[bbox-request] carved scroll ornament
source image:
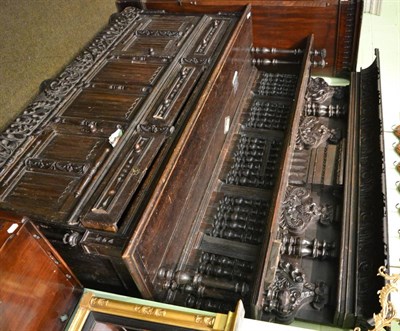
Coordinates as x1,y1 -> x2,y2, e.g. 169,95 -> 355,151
305,77 -> 345,105
296,116 -> 336,150
0,7 -> 141,171
263,260 -> 329,324
280,186 -> 333,235
354,267 -> 400,331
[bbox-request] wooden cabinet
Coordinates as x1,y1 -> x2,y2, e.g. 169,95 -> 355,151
0,5 -> 386,331
0,7 -> 246,295
116,0 -> 363,77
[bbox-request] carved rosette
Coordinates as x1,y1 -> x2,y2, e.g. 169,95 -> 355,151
263,260 -> 329,324
280,186 -> 333,235
0,7 -> 141,171
295,116 -> 335,150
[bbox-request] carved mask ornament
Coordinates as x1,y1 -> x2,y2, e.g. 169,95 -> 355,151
263,260 -> 329,324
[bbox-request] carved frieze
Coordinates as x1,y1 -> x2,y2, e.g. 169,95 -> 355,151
263,260 -> 329,324
180,57 -> 210,66
24,158 -> 89,175
136,30 -> 184,38
138,124 -> 174,135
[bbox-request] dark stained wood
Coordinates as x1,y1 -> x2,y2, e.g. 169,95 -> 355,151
0,4 -> 385,330
115,0 -> 362,77
123,5 -> 254,298
0,7 -> 243,296
0,212 -> 82,331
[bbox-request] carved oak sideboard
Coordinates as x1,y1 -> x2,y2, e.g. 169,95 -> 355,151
0,5 -> 386,330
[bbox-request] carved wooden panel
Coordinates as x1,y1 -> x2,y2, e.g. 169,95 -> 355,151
0,9 -> 238,233
123,5 -> 254,299
131,34 -> 313,319
0,4 -> 384,330
0,7 -> 243,297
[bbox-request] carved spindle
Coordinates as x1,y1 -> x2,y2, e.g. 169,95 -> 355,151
186,295 -> 234,312
199,262 -> 251,281
200,253 -> 254,271
311,58 -> 327,68
281,235 -> 336,259
193,274 -> 249,296
158,268 -> 250,299
218,228 -> 262,245
252,58 -> 300,66
304,103 -> 346,118
251,47 -> 303,56
310,48 -> 327,59
225,216 -> 263,233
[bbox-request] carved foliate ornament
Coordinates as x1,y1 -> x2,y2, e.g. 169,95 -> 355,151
280,186 -> 333,235
296,116 -> 336,150
305,77 -> 336,104
305,77 -> 346,105
263,260 -> 329,324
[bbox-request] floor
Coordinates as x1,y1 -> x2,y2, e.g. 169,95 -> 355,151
1,0 -> 400,330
